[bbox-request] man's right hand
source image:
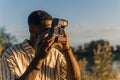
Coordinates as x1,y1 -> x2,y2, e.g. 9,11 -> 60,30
34,34 -> 55,61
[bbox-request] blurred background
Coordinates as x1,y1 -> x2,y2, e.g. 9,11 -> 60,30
0,0 -> 120,47
1,0 -> 120,80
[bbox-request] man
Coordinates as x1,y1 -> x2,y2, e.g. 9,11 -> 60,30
1,10 -> 80,80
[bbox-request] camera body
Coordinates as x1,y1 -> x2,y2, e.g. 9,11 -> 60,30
49,18 -> 68,43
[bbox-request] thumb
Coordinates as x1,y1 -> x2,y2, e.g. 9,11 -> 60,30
52,43 -> 63,49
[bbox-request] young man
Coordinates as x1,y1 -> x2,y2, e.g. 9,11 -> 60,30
1,10 -> 80,80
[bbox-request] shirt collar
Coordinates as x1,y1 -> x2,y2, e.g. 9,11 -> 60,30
21,39 -> 35,55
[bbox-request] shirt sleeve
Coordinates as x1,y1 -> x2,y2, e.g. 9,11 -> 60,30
1,50 -> 19,80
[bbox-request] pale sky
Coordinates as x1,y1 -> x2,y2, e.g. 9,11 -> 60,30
0,0 -> 120,47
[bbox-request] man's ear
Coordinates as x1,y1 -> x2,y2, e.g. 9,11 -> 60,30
29,25 -> 34,33
29,27 -> 33,33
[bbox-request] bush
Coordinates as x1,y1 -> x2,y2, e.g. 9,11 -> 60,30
78,41 -> 118,80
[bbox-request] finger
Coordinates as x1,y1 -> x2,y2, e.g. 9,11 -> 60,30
63,30 -> 67,37
36,35 -> 55,53
37,36 -> 54,51
36,39 -> 55,58
43,33 -> 49,38
37,38 -> 49,50
35,36 -> 44,48
52,43 -> 63,49
43,38 -> 55,52
36,33 -> 48,46
37,34 -> 55,44
36,34 -> 49,46
42,35 -> 55,43
35,38 -> 47,51
46,35 -> 56,43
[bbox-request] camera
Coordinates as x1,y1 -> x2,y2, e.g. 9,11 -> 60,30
49,18 -> 68,43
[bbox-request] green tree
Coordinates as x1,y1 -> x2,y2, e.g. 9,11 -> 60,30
0,27 -> 17,57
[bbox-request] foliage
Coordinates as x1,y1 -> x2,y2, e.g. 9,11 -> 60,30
0,27 -> 17,57
77,40 -> 118,80
0,26 -> 120,80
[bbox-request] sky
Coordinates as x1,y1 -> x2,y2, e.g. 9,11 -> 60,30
0,0 -> 120,47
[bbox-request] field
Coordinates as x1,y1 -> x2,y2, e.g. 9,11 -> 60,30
0,59 -> 1,80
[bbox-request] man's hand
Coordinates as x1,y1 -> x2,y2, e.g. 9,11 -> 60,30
62,30 -> 70,50
35,34 -> 55,61
51,30 -> 70,50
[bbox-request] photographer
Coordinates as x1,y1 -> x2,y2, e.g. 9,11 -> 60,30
1,10 -> 80,80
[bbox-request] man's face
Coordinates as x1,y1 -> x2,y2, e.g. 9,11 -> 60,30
29,20 -> 52,37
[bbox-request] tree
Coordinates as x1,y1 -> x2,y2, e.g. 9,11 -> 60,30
78,40 -> 118,80
0,27 -> 17,57
90,42 -> 118,80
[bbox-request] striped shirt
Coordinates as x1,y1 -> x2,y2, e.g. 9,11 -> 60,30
1,39 -> 67,80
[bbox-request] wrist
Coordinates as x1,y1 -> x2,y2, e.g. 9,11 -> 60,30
33,60 -> 44,70
33,66 -> 40,70
32,57 -> 44,70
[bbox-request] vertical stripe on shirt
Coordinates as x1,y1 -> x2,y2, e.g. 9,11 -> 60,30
1,39 -> 67,80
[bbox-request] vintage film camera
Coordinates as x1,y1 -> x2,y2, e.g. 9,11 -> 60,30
49,18 -> 68,43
